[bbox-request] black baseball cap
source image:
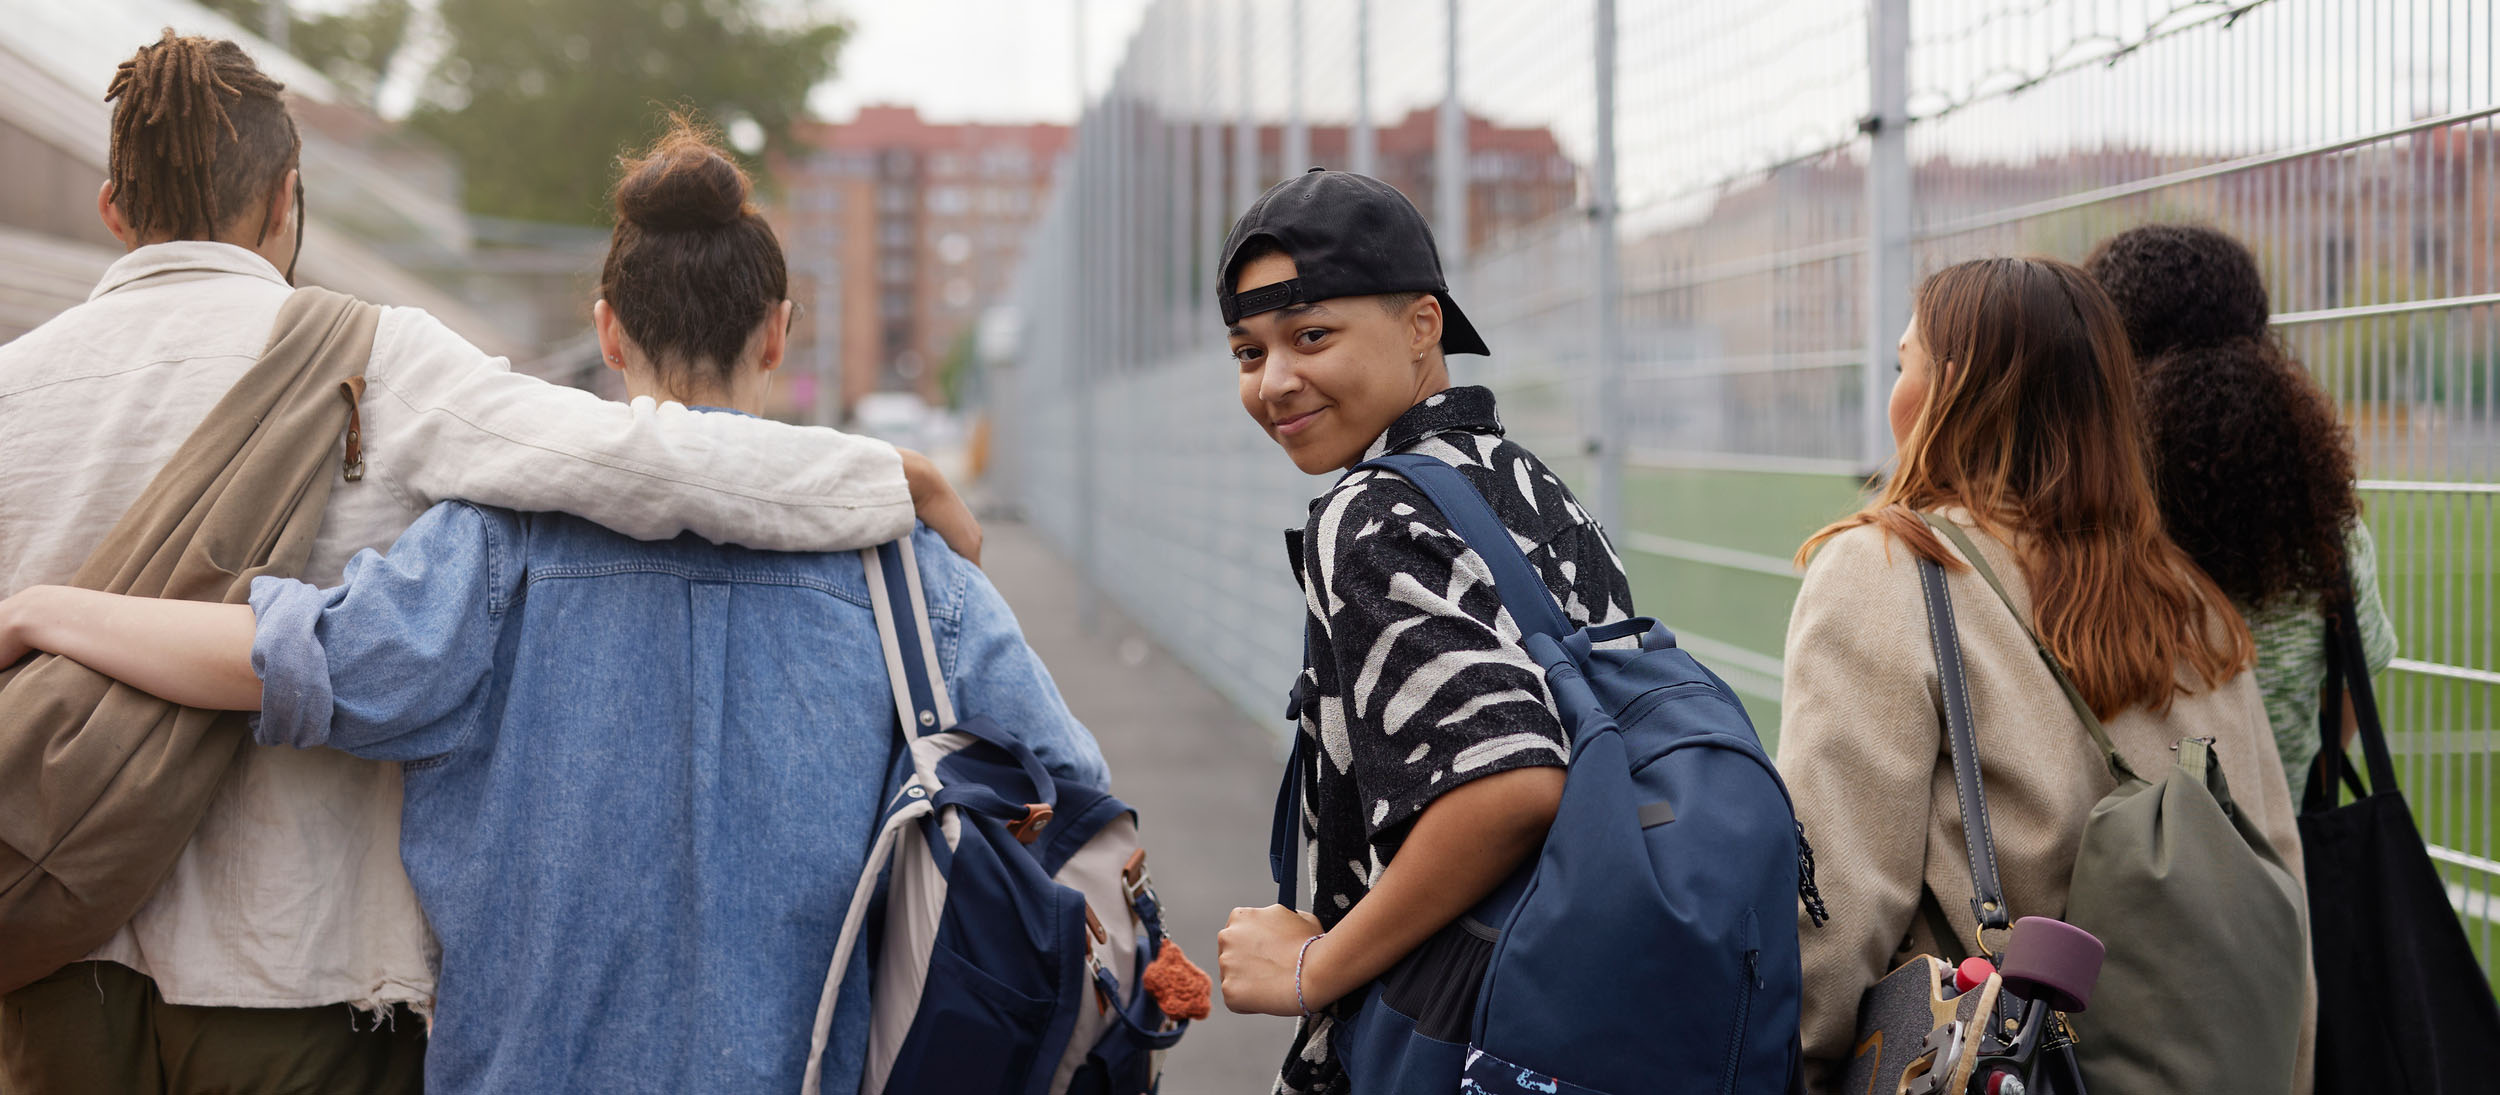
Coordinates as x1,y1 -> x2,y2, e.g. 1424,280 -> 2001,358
1218,168 -> 1491,357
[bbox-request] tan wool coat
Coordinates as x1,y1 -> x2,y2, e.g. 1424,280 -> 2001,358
1775,508 -> 2312,1093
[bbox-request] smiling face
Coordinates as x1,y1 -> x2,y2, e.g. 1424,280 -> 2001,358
1228,251 -> 1449,474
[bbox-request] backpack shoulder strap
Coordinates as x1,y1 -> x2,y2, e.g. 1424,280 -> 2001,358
864,535 -> 958,738
1915,550 -> 2012,941
1917,513 -> 2129,780
800,536 -> 955,1095
1357,452 -> 1572,641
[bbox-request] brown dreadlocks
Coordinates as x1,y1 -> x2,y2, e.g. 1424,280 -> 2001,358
104,29 -> 299,243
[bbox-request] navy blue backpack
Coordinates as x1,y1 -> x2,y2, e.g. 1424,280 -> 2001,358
1272,452 -> 1811,1095
800,536 -> 1190,1095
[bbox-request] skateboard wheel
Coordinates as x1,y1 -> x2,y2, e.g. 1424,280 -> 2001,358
1998,916 -> 2103,1013
1954,956 -> 1995,994
1981,1067 -> 2025,1095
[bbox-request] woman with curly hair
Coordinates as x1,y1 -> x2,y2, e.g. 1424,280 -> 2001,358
2085,223 -> 2397,801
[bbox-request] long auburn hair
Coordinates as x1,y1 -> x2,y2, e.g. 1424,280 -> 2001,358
1800,257 -> 2252,718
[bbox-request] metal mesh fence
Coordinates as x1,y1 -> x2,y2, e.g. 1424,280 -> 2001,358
996,0 -> 2497,969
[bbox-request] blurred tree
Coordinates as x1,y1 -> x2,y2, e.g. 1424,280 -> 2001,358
410,0 -> 847,224
204,0 -> 847,226
938,326 -> 979,410
198,0 -> 416,110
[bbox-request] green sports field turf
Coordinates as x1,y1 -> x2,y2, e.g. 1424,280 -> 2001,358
1573,460 -> 2498,978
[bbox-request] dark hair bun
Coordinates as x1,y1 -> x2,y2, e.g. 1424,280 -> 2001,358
2084,223 -> 2272,357
613,120 -> 753,231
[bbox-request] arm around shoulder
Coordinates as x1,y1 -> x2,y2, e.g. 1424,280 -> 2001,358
250,501 -> 519,759
364,308 -> 927,553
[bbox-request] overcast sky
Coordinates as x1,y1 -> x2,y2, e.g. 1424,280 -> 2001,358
809,0 -> 1155,123
332,0 -> 1155,125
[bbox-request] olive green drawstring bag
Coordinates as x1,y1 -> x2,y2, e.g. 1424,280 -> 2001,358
1926,516 -> 2307,1094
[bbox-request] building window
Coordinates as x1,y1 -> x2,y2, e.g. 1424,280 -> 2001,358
983,146 -> 1030,178
929,187 -> 971,215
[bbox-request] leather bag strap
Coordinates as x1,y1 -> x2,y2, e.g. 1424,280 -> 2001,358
1916,550 -> 2013,938
1918,514 -> 2133,781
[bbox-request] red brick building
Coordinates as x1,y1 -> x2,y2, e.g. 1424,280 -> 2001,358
1270,108 -> 1582,256
767,104 -> 1577,419
770,106 -> 1070,416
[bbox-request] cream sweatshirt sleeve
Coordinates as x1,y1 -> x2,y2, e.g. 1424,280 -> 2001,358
359,308 -> 914,552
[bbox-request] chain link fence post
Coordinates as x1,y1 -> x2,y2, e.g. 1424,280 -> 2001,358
1352,0 -> 1376,178
1591,0 -> 1624,530
1436,0 -> 1467,280
1863,0 -> 1911,475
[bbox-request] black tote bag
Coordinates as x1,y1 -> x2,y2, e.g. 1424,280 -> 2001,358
2299,599 -> 2500,1094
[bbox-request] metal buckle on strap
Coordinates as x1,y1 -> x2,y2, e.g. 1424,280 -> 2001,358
1122,848 -> 1149,897
1087,952 -> 1114,1014
1122,848 -> 1162,926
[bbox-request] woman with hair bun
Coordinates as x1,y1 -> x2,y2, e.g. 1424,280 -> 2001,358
2085,224 -> 2397,800
0,119 -> 1111,1093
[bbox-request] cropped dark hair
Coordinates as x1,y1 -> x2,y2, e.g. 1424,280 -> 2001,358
106,30 -> 300,242
599,116 -> 789,389
2087,225 -> 2360,608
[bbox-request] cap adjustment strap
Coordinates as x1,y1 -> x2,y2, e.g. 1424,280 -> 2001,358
1228,279 -> 1302,322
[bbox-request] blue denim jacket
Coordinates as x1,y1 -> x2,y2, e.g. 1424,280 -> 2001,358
248,501 -> 1108,1095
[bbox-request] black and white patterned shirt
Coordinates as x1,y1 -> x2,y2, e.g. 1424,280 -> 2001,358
1276,386 -> 1633,1094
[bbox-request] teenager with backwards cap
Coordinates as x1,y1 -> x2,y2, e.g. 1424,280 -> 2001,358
1212,169 -> 1635,1094
0,32 -> 979,1092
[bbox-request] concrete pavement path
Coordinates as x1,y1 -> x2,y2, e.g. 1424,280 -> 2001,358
980,519 -> 1299,1095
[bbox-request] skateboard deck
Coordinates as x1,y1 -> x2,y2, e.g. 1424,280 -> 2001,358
1844,955 -> 2002,1095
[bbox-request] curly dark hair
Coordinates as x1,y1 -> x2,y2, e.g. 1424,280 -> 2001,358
2086,223 -> 2274,355
2088,225 -> 2359,608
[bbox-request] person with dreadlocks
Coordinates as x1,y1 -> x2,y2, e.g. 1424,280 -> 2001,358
0,30 -> 983,1093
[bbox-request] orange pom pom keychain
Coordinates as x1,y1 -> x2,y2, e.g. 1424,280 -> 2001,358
1140,941 -> 1212,1022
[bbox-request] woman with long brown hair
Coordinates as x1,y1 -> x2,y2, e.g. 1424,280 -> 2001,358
1775,257 -> 2308,1089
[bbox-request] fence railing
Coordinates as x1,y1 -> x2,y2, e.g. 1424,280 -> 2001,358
995,0 -> 2498,977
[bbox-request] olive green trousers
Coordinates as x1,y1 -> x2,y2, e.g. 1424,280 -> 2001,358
0,962 -> 423,1095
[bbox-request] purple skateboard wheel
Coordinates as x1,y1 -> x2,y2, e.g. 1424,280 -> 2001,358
1998,915 -> 2104,1013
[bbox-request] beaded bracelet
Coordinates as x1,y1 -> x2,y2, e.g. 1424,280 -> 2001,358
1294,933 -> 1325,1018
